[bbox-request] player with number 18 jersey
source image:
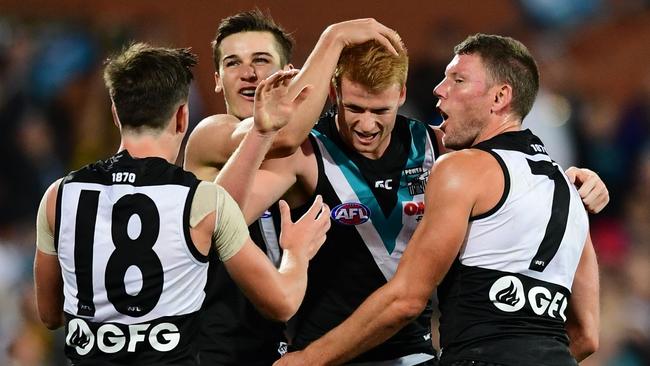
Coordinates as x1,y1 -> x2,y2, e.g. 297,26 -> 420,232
54,151 -> 210,365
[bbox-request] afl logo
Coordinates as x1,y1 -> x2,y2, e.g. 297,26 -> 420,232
331,202 -> 371,225
489,275 -> 525,312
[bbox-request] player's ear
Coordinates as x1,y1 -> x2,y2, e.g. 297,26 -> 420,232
398,85 -> 407,107
214,72 -> 223,94
111,102 -> 121,130
328,82 -> 338,104
176,103 -> 189,134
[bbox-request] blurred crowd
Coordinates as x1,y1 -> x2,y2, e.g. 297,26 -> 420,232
1,1 -> 648,365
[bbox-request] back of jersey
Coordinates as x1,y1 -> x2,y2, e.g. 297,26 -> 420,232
55,150 -> 207,365
438,130 -> 588,366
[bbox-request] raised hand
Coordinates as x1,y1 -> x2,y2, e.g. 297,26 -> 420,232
325,18 -> 404,56
253,69 -> 311,134
278,195 -> 331,260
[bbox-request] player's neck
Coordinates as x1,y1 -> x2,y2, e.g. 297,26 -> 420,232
118,134 -> 179,163
474,114 -> 521,146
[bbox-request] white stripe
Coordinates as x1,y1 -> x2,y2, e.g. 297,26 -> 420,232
259,213 -> 281,267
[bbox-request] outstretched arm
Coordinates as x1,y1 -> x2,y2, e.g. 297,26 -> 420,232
274,151 -> 492,365
565,167 -> 609,214
184,19 -> 403,178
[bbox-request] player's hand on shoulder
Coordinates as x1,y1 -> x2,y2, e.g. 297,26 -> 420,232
278,195 -> 331,260
565,167 -> 610,214
253,69 -> 311,134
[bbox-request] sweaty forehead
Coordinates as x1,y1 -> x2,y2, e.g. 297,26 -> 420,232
219,31 -> 283,62
446,54 -> 485,75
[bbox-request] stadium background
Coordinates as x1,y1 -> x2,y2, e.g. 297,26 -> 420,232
0,0 -> 648,364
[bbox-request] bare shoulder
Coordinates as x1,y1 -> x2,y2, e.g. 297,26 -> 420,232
44,178 -> 64,232
184,114 -> 242,174
431,149 -> 501,192
188,114 -> 240,144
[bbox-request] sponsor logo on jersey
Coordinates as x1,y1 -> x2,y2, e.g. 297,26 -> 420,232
402,167 -> 429,196
277,341 -> 288,356
66,318 -> 180,355
403,201 -> 425,216
489,276 -> 525,312
374,179 -> 393,190
489,275 -> 568,320
331,202 -> 371,225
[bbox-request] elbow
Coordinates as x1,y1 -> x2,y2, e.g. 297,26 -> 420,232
580,333 -> 599,360
262,298 -> 299,323
268,136 -> 302,158
40,313 -> 64,330
570,328 -> 599,362
394,295 -> 427,324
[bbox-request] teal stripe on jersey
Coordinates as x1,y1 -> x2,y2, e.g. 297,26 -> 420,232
313,130 -> 411,254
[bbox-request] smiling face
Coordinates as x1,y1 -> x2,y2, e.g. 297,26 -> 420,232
215,31 -> 287,119
335,77 -> 406,160
433,53 -> 496,150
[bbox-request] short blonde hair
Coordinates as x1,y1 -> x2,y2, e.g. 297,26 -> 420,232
333,40 -> 408,93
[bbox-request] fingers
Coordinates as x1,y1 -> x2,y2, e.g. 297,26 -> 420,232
565,166 -> 578,184
303,195 -> 324,220
279,199 -> 291,229
256,70 -> 300,103
577,174 -> 598,200
271,69 -> 299,89
362,19 -> 402,56
582,182 -> 609,214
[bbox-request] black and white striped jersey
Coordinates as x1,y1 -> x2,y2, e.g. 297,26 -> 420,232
438,129 -> 588,366
55,150 -> 207,365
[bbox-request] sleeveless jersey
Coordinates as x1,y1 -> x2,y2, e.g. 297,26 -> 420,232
55,150 -> 206,365
195,209 -> 286,365
290,114 -> 439,363
438,130 -> 589,366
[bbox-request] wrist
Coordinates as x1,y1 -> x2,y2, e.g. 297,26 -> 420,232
251,127 -> 279,139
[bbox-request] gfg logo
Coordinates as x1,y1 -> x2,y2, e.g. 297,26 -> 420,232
331,202 -> 371,225
489,276 -> 525,312
489,275 -> 568,320
66,318 -> 180,355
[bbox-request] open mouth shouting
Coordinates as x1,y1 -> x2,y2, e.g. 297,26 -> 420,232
239,86 -> 257,101
436,104 -> 449,131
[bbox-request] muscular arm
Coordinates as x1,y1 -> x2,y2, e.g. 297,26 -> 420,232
276,151 -> 497,365
34,180 -> 65,330
184,19 -> 403,178
566,234 -> 600,362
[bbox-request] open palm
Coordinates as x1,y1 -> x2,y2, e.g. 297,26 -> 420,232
254,69 -> 311,134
